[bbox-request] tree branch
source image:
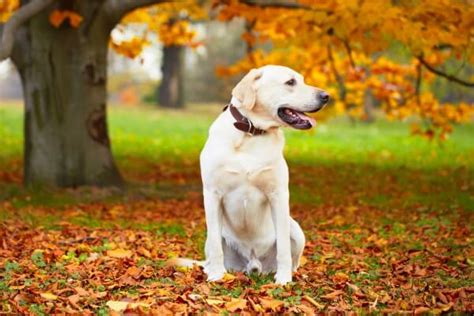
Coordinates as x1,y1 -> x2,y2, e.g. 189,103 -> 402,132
417,56 -> 474,88
327,44 -> 347,101
0,0 -> 55,62
104,0 -> 168,24
342,39 -> 355,69
239,0 -> 334,13
239,0 -> 312,10
415,61 -> 422,104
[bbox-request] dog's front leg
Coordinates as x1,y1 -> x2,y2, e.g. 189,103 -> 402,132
269,189 -> 292,285
203,188 -> 226,281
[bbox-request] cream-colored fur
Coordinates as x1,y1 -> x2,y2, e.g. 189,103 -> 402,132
179,65 -> 328,285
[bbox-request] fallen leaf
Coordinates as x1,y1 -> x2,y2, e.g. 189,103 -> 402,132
137,247 -> 151,258
322,290 -> 344,300
106,300 -> 149,312
299,255 -> 308,266
68,294 -> 80,305
126,266 -> 141,277
74,287 -> 88,296
332,271 -> 349,283
40,292 -> 58,300
436,291 -> 448,304
129,302 -> 151,309
225,298 -> 247,312
206,298 -> 225,306
438,302 -> 454,312
414,306 -> 430,314
302,295 -> 325,309
222,272 -> 236,282
175,265 -> 190,272
107,249 -> 132,258
260,298 -> 284,311
248,298 -> 264,312
106,301 -> 128,312
156,289 -> 172,297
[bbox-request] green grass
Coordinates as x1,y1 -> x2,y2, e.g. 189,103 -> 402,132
0,102 -> 473,214
113,106 -> 473,170
106,106 -> 474,170
2,102 -> 473,168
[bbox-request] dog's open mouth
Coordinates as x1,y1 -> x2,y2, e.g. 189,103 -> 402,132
277,107 -> 316,130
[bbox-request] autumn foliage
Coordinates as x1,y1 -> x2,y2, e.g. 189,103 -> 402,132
0,1 -> 473,313
0,158 -> 472,314
0,0 -> 18,22
111,1 -> 204,59
214,0 -> 474,139
48,9 -> 83,28
2,0 -> 472,140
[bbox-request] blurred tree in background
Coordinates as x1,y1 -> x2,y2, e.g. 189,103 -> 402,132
184,20 -> 249,104
114,2 -> 206,109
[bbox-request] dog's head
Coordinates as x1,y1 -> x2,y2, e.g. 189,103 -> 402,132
231,65 -> 329,130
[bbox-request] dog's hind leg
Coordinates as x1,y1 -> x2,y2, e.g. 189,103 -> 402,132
259,244 -> 277,274
290,217 -> 305,272
222,239 -> 247,272
257,219 -> 305,274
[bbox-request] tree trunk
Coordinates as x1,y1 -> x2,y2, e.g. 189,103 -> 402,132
11,1 -> 123,187
158,45 -> 184,109
363,89 -> 376,123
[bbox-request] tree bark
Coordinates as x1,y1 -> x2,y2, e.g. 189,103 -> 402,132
158,44 -> 185,109
11,1 -> 123,187
363,89 -> 375,123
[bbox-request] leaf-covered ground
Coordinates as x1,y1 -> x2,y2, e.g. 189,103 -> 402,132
0,103 -> 473,314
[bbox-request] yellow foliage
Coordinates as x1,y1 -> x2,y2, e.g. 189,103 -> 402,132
110,37 -> 149,59
158,20 -> 197,46
118,0 -> 205,49
0,0 -> 18,22
215,0 -> 474,140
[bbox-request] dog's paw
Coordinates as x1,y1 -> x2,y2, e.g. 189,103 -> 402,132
274,270 -> 292,285
204,265 -> 226,282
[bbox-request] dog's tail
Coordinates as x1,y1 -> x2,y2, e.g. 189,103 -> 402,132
166,258 -> 205,268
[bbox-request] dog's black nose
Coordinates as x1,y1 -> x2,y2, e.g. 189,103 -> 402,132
319,91 -> 330,104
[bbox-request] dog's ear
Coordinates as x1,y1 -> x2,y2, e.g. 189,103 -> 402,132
232,68 -> 263,110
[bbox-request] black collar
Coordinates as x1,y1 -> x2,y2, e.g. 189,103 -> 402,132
223,104 -> 266,136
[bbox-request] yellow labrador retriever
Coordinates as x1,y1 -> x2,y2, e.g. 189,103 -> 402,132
175,65 -> 329,285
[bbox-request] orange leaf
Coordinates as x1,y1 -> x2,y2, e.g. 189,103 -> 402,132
107,249 -> 132,258
414,306 -> 431,314
321,290 -> 344,300
49,10 -> 82,28
40,292 -> 58,300
74,287 -> 89,296
225,298 -> 247,312
66,11 -> 83,28
259,298 -> 284,311
49,10 -> 65,28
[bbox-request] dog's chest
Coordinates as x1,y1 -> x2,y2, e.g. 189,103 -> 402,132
232,168 -> 273,193
218,150 -> 279,192
201,128 -> 285,193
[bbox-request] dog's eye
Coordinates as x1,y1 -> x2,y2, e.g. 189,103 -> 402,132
285,78 -> 296,86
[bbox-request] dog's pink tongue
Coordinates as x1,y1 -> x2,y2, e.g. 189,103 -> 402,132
295,111 -> 316,127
